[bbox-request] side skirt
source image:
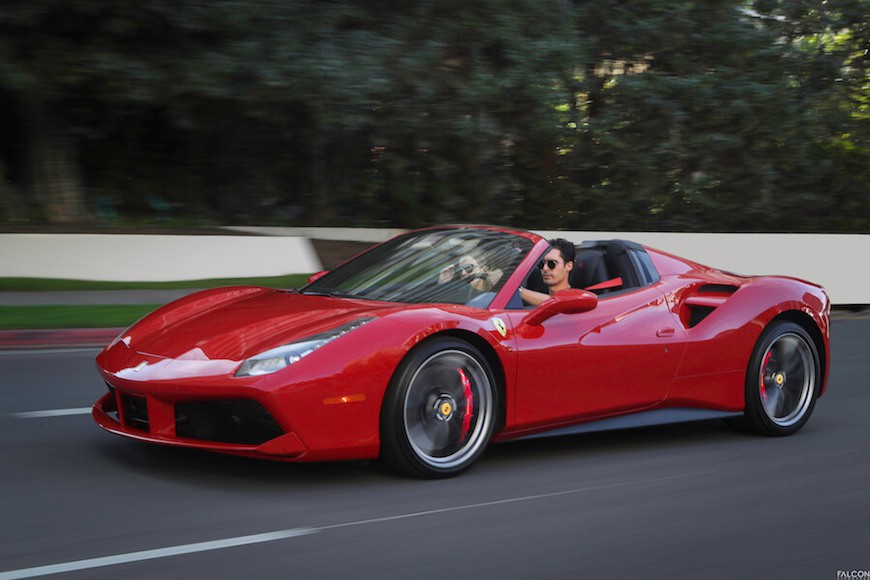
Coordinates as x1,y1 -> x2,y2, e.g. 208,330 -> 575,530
514,408 -> 743,441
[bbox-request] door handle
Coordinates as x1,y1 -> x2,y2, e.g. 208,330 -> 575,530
656,327 -> 676,337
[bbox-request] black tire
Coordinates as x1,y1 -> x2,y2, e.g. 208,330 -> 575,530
379,337 -> 497,478
740,321 -> 820,436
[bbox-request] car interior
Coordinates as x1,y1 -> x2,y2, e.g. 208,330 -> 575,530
522,240 -> 656,300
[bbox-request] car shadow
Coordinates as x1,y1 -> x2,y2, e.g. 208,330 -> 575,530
483,418 -> 744,464
96,418 -> 746,487
98,438 -> 385,488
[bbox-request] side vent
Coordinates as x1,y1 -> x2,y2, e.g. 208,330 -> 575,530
697,284 -> 739,295
681,284 -> 738,328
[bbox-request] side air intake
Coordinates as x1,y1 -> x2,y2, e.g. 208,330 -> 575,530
681,284 -> 739,328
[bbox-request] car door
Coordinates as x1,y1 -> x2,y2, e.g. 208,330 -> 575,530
506,285 -> 686,428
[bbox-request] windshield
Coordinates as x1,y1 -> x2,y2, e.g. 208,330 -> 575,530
303,228 -> 534,307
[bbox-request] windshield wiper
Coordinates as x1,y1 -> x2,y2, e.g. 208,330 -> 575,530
301,289 -> 360,299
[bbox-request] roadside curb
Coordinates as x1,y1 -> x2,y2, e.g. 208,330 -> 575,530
0,328 -> 122,350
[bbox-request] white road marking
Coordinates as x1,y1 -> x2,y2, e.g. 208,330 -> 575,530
0,529 -> 317,580
0,471 -> 713,579
12,408 -> 92,419
317,471 -> 715,532
0,348 -> 101,356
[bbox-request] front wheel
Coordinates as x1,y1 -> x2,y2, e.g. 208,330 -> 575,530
741,321 -> 820,436
380,338 -> 497,478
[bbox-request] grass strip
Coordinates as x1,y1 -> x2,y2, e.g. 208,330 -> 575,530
0,275 -> 314,330
0,305 -> 163,330
0,275 -> 316,329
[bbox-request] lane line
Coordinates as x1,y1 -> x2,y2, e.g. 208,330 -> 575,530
11,408 -> 92,419
0,529 -> 316,580
317,470 -> 715,532
0,348 -> 101,356
0,470 -> 713,579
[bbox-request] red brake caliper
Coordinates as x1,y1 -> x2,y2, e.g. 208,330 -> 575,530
458,368 -> 473,440
760,351 -> 772,402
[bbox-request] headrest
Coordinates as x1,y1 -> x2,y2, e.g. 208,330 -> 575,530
606,240 -> 627,256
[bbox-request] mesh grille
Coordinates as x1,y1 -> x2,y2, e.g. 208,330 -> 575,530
175,399 -> 284,445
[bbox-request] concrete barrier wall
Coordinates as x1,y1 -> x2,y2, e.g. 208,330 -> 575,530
1,234 -> 321,282
1,229 -> 867,305
534,231 -> 868,306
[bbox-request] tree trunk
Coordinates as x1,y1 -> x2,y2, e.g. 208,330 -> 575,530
0,157 -> 25,220
23,99 -> 89,223
308,133 -> 336,224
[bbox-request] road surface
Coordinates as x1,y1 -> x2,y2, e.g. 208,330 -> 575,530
1,317 -> 867,579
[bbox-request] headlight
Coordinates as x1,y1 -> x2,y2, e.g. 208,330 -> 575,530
235,318 -> 374,377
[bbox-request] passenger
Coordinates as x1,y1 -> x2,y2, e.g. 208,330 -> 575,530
439,253 -> 502,292
519,238 -> 575,306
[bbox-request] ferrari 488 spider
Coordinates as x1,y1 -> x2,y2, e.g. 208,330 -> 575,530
93,226 -> 830,477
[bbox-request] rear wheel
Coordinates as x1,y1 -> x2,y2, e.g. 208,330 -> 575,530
741,321 -> 820,436
380,338 -> 497,478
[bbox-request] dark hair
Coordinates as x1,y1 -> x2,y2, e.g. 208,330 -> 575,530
548,238 -> 576,263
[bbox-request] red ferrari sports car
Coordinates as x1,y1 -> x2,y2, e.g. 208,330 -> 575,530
93,225 -> 830,477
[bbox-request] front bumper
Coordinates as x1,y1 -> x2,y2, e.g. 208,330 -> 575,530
92,389 -> 308,459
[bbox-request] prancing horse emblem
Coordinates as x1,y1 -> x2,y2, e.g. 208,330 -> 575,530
492,317 -> 508,338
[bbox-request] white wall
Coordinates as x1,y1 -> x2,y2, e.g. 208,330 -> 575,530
1,229 -> 867,305
1,234 -> 321,282
537,230 -> 868,306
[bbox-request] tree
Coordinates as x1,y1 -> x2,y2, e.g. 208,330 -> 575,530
0,1 -> 295,222
552,0 -> 868,231
0,0 -> 866,230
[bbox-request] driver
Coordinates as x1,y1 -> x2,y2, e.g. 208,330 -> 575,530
519,238 -> 575,306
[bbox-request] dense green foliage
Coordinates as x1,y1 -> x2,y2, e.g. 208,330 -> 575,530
0,0 -> 866,231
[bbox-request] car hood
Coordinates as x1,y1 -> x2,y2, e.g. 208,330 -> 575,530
123,287 -> 398,360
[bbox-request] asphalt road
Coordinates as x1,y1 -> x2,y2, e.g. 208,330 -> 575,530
1,318 -> 867,580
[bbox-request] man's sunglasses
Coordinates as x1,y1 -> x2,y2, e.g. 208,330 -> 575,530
537,259 -> 562,270
457,263 -> 477,274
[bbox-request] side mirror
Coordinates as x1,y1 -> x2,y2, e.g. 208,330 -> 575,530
307,270 -> 329,284
521,289 -> 598,327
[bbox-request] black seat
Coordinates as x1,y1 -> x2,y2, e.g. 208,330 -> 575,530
570,249 -> 609,289
524,266 -> 548,294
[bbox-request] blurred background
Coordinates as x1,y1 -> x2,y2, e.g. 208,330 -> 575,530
1,6 -> 868,578
0,0 -> 867,233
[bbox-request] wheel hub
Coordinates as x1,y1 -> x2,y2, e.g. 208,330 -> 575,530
774,371 -> 786,387
433,395 -> 457,421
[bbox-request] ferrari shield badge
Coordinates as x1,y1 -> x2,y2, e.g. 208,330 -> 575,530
492,317 -> 508,338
